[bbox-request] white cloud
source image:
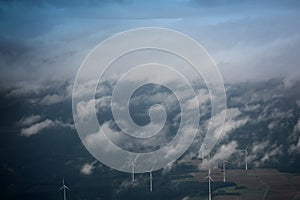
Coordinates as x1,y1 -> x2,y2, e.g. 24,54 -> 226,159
289,119 -> 300,153
39,94 -> 66,105
249,142 -> 283,167
21,119 -> 74,137
118,179 -> 139,192
243,104 -> 260,112
18,115 -> 42,126
261,145 -> 283,163
76,99 -> 96,122
80,161 -> 97,175
251,141 -> 269,154
21,119 -> 55,137
294,119 -> 300,133
268,121 -> 277,130
72,79 -> 99,99
85,122 -> 122,152
198,141 -> 238,170
6,81 -> 52,97
290,139 -> 300,154
208,107 -> 248,141
257,105 -> 293,122
76,95 -> 112,122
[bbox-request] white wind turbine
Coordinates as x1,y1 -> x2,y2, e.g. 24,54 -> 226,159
222,160 -> 229,182
130,155 -> 139,182
149,169 -> 153,192
199,145 -> 213,200
204,174 -> 214,200
131,161 -> 136,182
60,178 -> 70,200
204,153 -> 213,200
240,146 -> 249,170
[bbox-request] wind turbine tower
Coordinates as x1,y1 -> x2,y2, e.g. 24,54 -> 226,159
149,170 -> 153,192
131,161 -> 136,182
205,154 -> 213,200
241,146 -> 249,170
60,178 -> 70,200
204,172 -> 214,200
222,160 -> 228,182
200,145 -> 213,200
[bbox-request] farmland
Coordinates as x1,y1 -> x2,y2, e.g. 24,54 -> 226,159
188,166 -> 300,200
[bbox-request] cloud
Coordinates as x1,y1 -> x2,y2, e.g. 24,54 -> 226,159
251,141 -> 269,155
216,34 -> 300,83
21,119 -> 55,136
198,141 -> 238,170
4,80 -> 73,107
242,104 -> 260,112
76,99 -> 97,122
117,178 -> 139,193
80,161 -> 97,175
290,139 -> 300,154
222,108 -> 248,136
1,0 -> 300,88
268,121 -> 277,130
39,94 -> 67,105
289,119 -> 300,153
260,145 -> 283,163
20,119 -> 74,137
248,141 -> 283,167
5,81 -> 53,97
17,115 -> 42,126
206,107 -> 248,142
294,119 -> 300,132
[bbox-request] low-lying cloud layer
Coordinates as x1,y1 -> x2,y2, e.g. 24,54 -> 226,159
1,0 -> 300,178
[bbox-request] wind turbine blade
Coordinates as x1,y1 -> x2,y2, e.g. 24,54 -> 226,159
204,175 -> 214,181
131,161 -> 136,167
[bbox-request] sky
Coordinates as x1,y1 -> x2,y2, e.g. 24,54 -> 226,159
1,0 -> 300,183
1,0 -> 300,87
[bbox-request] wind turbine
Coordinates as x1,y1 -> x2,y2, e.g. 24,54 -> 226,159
199,145 -> 213,200
131,161 -> 136,182
205,175 -> 214,200
208,153 -> 211,175
60,178 -> 70,200
240,146 -> 249,170
205,153 -> 213,200
204,173 -> 214,200
149,169 -> 153,192
222,160 -> 229,182
130,154 -> 139,182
